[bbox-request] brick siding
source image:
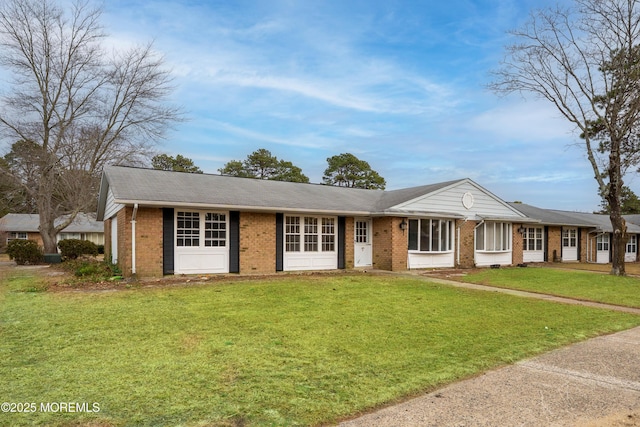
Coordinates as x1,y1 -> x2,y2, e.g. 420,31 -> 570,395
344,217 -> 355,269
579,228 -> 588,261
27,232 -> 44,248
114,207 -> 163,278
239,212 -> 276,274
456,219 -> 476,268
512,224 -> 524,265
548,226 -> 562,262
372,217 -> 407,271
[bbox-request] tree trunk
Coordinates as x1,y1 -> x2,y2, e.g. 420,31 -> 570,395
39,219 -> 59,254
36,167 -> 60,255
607,141 -> 626,276
609,211 -> 627,276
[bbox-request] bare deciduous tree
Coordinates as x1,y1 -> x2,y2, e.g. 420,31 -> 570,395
490,0 -> 640,276
0,0 -> 182,253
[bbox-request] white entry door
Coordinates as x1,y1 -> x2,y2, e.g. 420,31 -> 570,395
562,227 -> 578,261
354,219 -> 372,267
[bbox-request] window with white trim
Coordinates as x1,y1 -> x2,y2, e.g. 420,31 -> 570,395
304,217 -> 318,252
355,221 -> 368,243
59,232 -> 82,241
205,213 -> 226,247
322,218 -> 335,251
408,219 -> 453,252
177,211 -> 200,247
626,235 -> 637,254
285,216 -> 301,252
285,215 -> 336,252
7,232 -> 27,243
562,228 -> 577,247
597,234 -> 610,251
523,227 -> 543,251
475,222 -> 511,252
177,211 -> 228,248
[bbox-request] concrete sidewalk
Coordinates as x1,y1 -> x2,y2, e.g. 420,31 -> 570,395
338,276 -> 640,427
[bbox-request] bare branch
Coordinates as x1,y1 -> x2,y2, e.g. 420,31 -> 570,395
0,0 -> 182,252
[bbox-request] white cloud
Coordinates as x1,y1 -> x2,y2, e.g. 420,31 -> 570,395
467,98 -> 577,143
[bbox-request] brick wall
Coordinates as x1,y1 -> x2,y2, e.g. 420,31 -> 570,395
240,212 -> 276,274
548,226 -> 562,262
115,207 -> 163,278
512,224 -> 524,265
134,208 -> 163,277
344,217 -> 355,269
27,232 -> 44,248
372,217 -> 407,271
456,219 -> 476,268
580,228 -> 588,261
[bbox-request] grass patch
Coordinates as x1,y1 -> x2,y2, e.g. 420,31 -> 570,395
462,267 -> 640,308
1,273 -> 639,426
2,269 -> 49,293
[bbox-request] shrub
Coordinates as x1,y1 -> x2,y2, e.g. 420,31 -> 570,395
58,239 -> 99,260
63,258 -> 122,281
7,240 -> 43,265
97,244 -> 105,255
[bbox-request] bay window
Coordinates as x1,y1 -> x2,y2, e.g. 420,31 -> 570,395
476,222 -> 511,252
408,219 -> 453,252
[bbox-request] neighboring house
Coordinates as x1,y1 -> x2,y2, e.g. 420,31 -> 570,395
509,203 -> 640,264
0,213 -> 105,251
96,166 -> 535,277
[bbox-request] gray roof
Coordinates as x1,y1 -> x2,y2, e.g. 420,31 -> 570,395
98,166 -> 468,218
624,214 -> 640,226
0,213 -> 104,233
509,203 -> 640,233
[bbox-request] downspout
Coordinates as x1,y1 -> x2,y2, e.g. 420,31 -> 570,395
474,220 -> 485,267
131,203 -> 138,276
456,225 -> 460,267
586,230 -> 601,264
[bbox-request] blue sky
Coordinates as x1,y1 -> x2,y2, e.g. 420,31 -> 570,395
100,1 -> 615,211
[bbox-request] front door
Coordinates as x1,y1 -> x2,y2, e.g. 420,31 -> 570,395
562,227 -> 578,261
354,218 -> 372,267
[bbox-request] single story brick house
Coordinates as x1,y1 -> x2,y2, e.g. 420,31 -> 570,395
0,213 -> 104,251
509,202 -> 640,264
97,166 -> 540,277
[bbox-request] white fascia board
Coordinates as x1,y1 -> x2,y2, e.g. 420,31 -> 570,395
477,215 -> 540,223
111,199 -> 372,217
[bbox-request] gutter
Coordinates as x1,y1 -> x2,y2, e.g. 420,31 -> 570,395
111,199 -> 372,217
586,229 -> 606,263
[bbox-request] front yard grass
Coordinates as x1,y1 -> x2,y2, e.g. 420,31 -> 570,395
462,267 -> 640,308
2,271 -> 640,426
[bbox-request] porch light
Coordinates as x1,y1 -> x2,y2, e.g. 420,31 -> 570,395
399,219 -> 407,230
517,225 -> 526,234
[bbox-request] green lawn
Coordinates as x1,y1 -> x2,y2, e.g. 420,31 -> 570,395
461,267 -> 640,308
1,271 -> 640,427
